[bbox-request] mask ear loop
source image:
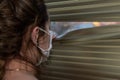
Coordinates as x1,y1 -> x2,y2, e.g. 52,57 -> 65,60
36,56 -> 43,66
35,28 -> 52,66
37,30 -> 53,55
35,39 -> 44,66
33,16 -> 44,66
35,31 -> 53,66
33,16 -> 53,66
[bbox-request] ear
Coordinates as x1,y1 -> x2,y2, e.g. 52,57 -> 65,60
31,26 -> 39,45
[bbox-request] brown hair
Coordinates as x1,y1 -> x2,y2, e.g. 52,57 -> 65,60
0,0 -> 48,79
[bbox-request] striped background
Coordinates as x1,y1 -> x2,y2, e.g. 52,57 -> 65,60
41,0 -> 120,80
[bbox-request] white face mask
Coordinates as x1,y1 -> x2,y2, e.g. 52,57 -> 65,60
35,28 -> 54,66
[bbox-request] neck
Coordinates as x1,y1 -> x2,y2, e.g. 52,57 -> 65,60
21,40 -> 42,65
5,58 -> 37,75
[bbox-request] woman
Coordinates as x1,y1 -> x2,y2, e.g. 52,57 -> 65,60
0,0 -> 54,80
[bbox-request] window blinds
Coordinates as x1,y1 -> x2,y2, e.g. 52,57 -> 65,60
45,0 -> 120,21
41,25 -> 120,80
41,0 -> 120,80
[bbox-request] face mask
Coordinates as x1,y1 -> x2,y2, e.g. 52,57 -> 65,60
35,29 -> 54,66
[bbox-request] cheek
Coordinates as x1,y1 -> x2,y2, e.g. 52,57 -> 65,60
38,36 -> 50,50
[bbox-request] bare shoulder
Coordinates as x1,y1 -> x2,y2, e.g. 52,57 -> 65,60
4,71 -> 38,80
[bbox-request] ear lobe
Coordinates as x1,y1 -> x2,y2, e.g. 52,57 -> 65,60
31,27 -> 39,45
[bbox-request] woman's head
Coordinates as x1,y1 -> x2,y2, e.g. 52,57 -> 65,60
0,0 -> 50,65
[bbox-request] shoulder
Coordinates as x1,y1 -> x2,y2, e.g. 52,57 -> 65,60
4,71 -> 38,80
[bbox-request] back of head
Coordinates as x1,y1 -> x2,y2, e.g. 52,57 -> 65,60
0,0 -> 48,60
